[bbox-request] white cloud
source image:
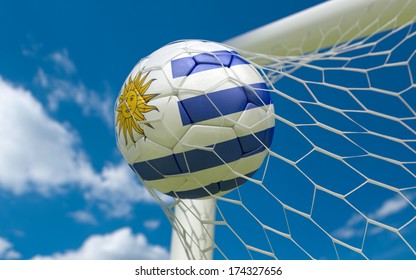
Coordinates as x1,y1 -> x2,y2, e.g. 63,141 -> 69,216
367,225 -> 384,236
369,195 -> 410,220
331,213 -> 366,240
84,163 -> 155,218
0,76 -> 81,194
33,227 -> 169,260
35,68 -> 113,126
0,237 -> 21,259
49,49 -> 76,75
331,193 -> 413,242
21,40 -> 42,57
69,211 -> 98,225
0,76 -> 155,216
144,219 -> 161,231
34,67 -> 48,87
332,228 -> 359,240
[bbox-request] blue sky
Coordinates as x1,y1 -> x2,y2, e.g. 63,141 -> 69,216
0,0 -> 415,260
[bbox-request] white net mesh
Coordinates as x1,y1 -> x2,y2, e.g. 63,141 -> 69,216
147,7 -> 416,260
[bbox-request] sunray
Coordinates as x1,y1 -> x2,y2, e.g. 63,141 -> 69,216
133,110 -> 145,121
132,120 -> 144,135
136,72 -> 150,90
139,79 -> 155,95
122,122 -> 129,144
128,119 -> 135,142
143,93 -> 159,103
116,113 -> 123,126
118,117 -> 126,135
138,103 -> 158,113
144,122 -> 154,129
135,72 -> 142,85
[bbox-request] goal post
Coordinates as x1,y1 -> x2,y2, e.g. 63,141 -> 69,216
224,0 -> 416,56
169,0 -> 416,260
170,199 -> 216,260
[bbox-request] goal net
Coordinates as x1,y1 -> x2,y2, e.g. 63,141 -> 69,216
147,0 -> 416,259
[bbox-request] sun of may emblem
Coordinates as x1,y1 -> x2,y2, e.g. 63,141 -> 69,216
116,71 -> 159,143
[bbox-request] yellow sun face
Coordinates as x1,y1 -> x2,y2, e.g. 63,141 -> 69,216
116,71 -> 158,144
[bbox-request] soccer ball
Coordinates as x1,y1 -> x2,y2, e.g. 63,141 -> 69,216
115,40 -> 274,199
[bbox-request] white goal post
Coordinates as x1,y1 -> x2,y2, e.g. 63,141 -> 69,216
169,0 -> 416,260
225,0 -> 416,56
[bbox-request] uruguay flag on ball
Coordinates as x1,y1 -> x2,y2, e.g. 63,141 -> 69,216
115,40 -> 275,199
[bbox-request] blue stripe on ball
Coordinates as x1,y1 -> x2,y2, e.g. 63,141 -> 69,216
131,127 -> 274,181
165,171 -> 256,199
171,50 -> 249,78
178,83 -> 270,126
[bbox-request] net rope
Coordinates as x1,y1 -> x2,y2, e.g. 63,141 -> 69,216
148,9 -> 416,260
